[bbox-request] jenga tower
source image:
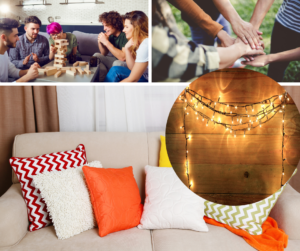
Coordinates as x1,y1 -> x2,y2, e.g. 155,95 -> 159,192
54,39 -> 69,68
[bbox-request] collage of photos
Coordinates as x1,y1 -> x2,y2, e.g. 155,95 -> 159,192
1,1 -> 300,251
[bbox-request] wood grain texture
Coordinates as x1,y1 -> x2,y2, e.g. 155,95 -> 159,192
166,69 -> 300,205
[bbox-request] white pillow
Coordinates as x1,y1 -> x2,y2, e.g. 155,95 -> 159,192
33,160 -> 102,240
138,165 -> 208,232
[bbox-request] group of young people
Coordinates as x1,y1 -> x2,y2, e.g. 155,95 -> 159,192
153,0 -> 300,82
0,10 -> 148,83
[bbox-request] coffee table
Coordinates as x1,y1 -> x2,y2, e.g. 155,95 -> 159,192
33,61 -> 99,82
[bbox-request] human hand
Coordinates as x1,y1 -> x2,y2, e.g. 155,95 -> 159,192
241,55 -> 269,67
23,54 -> 31,65
50,45 -> 57,54
216,30 -> 235,47
26,63 -> 40,80
124,38 -> 134,50
32,53 -> 40,62
231,20 -> 263,49
98,32 -> 109,46
235,38 -> 265,59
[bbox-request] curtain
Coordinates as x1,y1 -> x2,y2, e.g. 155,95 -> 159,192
0,86 -> 59,196
57,86 -> 187,132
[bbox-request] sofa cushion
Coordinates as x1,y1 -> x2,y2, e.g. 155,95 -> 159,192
10,144 -> 87,232
159,135 -> 172,167
7,226 -> 152,251
83,166 -> 143,237
73,30 -> 99,56
32,161 -> 102,240
12,132 -> 164,202
138,166 -> 208,232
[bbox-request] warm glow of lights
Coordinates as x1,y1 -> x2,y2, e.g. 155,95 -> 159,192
282,120 -> 284,123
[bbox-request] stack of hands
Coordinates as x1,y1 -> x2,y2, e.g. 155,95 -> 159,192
217,20 -> 267,66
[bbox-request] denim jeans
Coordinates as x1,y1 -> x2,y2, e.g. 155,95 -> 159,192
104,66 -> 148,82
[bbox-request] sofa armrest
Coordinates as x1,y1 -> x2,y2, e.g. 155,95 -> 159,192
0,184 -> 28,247
269,184 -> 300,240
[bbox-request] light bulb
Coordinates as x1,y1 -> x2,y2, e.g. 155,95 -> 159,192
185,99 -> 187,102
197,117 -> 199,120
230,111 -> 232,114
235,106 -> 237,109
282,120 -> 284,123
283,172 -> 284,175
187,112 -> 189,115
227,104 -> 229,108
202,118 -> 204,121
185,107 -> 186,110
195,112 -> 197,115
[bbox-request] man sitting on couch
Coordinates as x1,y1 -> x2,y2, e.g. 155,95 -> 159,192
0,18 -> 40,82
9,16 -> 49,69
93,11 -> 128,81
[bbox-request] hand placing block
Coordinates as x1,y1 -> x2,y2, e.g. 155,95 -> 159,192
54,70 -> 62,78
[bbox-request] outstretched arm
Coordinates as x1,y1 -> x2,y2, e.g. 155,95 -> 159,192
212,0 -> 262,49
250,0 -> 275,30
242,47 -> 300,67
168,0 -> 223,38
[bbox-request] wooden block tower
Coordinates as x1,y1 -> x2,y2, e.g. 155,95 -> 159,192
54,39 -> 69,68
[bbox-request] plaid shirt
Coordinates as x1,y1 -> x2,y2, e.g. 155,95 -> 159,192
152,23 -> 220,82
9,34 -> 49,70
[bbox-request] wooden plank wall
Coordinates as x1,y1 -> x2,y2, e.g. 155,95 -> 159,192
166,69 -> 299,205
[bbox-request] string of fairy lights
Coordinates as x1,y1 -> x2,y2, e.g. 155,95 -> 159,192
179,87 -> 289,189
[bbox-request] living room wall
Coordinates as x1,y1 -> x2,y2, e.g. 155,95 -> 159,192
1,0 -> 148,24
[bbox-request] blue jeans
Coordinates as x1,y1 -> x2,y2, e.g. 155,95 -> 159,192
104,66 -> 148,82
190,14 -> 231,45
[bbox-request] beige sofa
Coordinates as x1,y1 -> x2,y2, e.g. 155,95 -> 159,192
0,132 -> 300,251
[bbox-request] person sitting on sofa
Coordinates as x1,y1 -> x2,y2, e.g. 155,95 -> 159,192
0,18 -> 40,82
9,16 -> 50,69
105,11 -> 148,82
93,11 -> 128,81
47,22 -> 82,62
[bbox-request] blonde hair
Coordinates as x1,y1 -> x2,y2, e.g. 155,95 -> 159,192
123,11 -> 148,58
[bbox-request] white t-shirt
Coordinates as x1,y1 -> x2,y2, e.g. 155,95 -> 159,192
135,38 -> 148,80
0,51 -> 20,82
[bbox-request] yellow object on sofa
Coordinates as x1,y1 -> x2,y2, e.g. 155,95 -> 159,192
159,135 -> 172,167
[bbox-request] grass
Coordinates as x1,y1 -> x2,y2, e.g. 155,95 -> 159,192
169,0 -> 300,82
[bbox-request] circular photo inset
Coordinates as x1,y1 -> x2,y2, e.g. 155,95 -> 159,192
166,69 -> 300,206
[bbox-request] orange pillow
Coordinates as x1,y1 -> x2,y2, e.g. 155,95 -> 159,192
83,166 -> 143,237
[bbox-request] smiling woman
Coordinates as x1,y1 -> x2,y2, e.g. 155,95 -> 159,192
104,11 -> 149,82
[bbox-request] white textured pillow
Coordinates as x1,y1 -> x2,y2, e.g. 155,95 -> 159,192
138,165 -> 208,232
33,160 -> 102,240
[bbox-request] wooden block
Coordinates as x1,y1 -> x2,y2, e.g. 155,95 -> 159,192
77,68 -> 84,75
54,71 -> 62,78
54,59 -> 65,64
55,63 -> 65,68
55,54 -> 66,58
56,44 -> 69,49
86,64 -> 90,70
46,68 -> 58,76
45,66 -> 57,70
73,62 -> 79,67
66,70 -> 76,76
38,69 -> 46,75
84,69 -> 91,75
79,61 -> 88,66
71,68 -> 77,74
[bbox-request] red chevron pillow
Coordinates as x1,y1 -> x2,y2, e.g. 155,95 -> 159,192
10,144 -> 87,232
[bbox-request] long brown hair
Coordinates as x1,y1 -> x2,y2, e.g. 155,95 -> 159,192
123,11 -> 148,58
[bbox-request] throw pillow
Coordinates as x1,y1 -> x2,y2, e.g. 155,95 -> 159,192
32,161 -> 102,240
138,165 -> 208,232
204,169 -> 298,235
83,166 -> 143,237
159,135 -> 172,167
10,144 -> 87,232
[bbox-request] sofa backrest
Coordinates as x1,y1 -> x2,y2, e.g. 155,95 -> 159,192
73,30 -> 99,57
12,132 -> 163,202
